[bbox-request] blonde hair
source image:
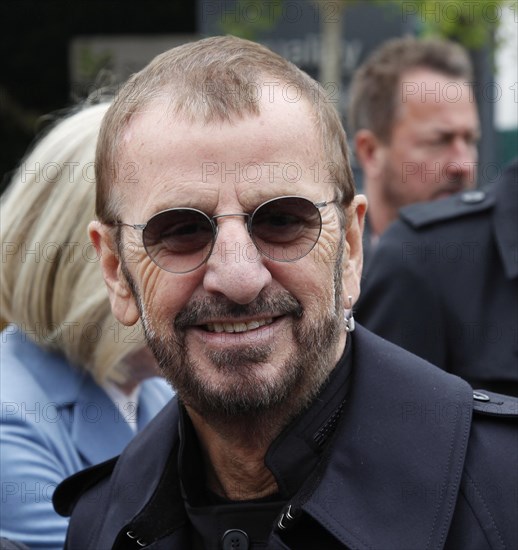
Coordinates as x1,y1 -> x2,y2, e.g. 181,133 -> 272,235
0,103 -> 146,384
95,35 -> 356,223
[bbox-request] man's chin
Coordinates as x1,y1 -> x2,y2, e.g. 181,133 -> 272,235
181,369 -> 296,418
205,344 -> 274,370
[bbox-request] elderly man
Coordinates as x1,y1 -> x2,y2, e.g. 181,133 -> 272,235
348,37 -> 480,245
54,37 -> 517,549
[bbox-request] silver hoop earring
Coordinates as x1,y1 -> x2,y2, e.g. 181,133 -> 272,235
345,295 -> 355,332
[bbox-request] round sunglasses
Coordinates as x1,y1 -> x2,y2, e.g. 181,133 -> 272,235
109,196 -> 336,274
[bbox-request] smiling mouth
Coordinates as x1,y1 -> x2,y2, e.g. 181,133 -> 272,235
204,318 -> 275,333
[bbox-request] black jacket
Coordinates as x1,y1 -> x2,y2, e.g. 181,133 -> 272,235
54,327 -> 518,549
357,160 -> 518,396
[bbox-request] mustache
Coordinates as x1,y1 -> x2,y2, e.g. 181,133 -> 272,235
175,291 -> 303,328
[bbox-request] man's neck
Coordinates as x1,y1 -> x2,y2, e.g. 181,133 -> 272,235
186,406 -> 278,500
183,334 -> 349,502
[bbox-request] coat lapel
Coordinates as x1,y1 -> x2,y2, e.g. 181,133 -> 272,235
303,326 -> 473,550
94,399 -> 186,548
70,378 -> 135,466
58,329 -> 474,549
4,334 -> 138,466
493,160 -> 518,280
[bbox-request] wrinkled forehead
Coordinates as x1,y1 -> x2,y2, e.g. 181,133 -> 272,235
111,93 -> 329,214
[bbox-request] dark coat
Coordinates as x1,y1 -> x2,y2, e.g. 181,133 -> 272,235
357,160 -> 518,396
54,327 -> 518,549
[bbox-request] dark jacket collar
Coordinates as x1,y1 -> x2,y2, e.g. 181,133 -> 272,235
178,337 -> 353,506
265,337 -> 353,497
54,397 -> 186,547
299,326 -> 473,549
56,327 -> 473,549
493,159 -> 518,279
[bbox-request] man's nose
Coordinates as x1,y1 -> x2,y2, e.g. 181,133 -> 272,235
202,217 -> 272,304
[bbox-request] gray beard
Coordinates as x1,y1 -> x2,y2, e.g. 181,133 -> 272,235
123,237 -> 346,442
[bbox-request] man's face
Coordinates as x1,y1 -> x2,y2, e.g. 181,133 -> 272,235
100,93 -> 364,423
379,69 -> 480,208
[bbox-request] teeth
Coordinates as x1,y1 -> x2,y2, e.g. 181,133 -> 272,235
205,318 -> 274,333
233,322 -> 247,333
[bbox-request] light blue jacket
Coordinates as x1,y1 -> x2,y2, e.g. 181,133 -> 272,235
0,327 -> 173,550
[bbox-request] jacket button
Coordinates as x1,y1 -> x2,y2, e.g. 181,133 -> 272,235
473,391 -> 490,402
221,529 -> 249,550
461,190 -> 486,204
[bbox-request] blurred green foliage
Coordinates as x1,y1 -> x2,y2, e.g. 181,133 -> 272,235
338,0 -> 515,49
218,0 -> 284,39
219,0 -> 516,50
398,0 -> 515,49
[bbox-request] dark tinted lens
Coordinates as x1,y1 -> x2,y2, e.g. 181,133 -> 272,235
251,197 -> 322,261
143,208 -> 214,273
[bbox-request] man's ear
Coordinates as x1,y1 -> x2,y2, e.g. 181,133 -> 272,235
342,194 -> 368,306
354,129 -> 386,179
89,221 -> 140,326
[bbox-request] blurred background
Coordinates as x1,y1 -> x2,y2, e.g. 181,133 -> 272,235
1,0 -> 517,193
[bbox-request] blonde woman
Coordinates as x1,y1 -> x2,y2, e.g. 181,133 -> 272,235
0,103 -> 172,549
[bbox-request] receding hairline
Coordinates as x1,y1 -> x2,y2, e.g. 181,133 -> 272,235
115,96 -> 334,223
95,35 -> 355,221
392,65 -> 476,123
100,81 -> 339,213
118,81 -> 323,148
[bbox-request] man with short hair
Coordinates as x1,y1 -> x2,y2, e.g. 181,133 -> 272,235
348,37 -> 480,242
54,36 -> 517,549
356,158 -> 518,396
